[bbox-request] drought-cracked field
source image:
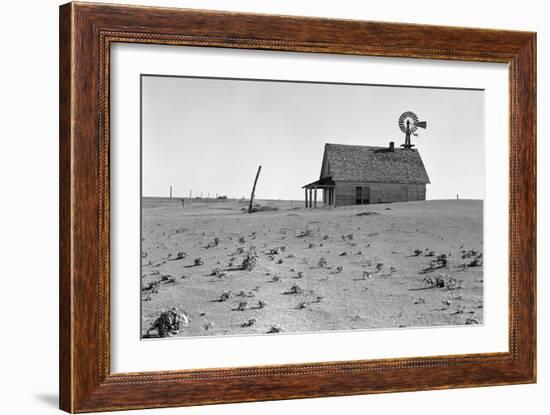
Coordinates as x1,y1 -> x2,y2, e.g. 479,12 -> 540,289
141,198 -> 483,338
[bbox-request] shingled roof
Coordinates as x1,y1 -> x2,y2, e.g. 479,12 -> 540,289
320,143 -> 430,184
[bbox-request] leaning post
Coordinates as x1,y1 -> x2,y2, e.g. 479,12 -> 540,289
248,165 -> 262,213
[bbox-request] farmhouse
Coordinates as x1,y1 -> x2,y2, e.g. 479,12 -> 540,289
302,142 -> 430,207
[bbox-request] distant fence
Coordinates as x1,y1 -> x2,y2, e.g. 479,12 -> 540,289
142,196 -> 302,208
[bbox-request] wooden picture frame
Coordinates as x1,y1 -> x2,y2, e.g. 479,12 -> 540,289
59,2 -> 536,412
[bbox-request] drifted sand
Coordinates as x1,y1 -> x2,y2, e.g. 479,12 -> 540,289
141,198 -> 483,338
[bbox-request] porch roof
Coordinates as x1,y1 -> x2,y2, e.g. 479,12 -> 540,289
302,176 -> 335,189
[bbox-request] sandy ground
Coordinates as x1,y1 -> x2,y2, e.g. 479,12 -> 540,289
141,198 -> 483,338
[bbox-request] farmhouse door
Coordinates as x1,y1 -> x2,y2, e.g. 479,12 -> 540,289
362,186 -> 370,204
401,186 -> 408,202
355,186 -> 362,205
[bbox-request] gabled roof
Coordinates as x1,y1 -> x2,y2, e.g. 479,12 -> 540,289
320,143 -> 430,184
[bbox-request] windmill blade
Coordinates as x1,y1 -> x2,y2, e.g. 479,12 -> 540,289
414,121 -> 427,129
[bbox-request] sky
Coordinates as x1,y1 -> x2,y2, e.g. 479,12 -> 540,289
141,75 -> 484,200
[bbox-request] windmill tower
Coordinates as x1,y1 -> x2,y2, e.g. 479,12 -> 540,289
398,111 -> 427,149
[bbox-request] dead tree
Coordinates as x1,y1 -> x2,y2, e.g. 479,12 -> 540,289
248,165 -> 262,213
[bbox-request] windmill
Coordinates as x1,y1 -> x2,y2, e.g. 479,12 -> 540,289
398,111 -> 427,149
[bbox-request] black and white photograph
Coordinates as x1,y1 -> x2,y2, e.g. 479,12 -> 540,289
140,75 -> 484,339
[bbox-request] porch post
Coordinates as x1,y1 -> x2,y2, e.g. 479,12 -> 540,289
305,188 -> 308,208
314,187 -> 318,208
309,188 -> 313,208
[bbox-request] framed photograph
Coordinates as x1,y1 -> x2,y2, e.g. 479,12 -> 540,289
59,2 -> 536,412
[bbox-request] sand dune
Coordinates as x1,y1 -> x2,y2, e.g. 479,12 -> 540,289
141,198 -> 483,338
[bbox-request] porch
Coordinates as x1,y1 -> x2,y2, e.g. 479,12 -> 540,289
302,177 -> 335,208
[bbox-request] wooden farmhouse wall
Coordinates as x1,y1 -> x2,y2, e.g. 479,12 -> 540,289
334,181 -> 426,206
